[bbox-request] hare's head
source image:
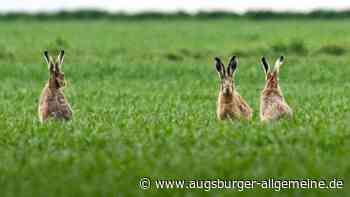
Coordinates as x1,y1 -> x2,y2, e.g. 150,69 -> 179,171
260,56 -> 284,90
44,50 -> 66,89
215,56 -> 238,96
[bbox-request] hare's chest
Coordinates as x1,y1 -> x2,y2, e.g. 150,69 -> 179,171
43,92 -> 67,109
261,96 -> 290,116
218,102 -> 241,118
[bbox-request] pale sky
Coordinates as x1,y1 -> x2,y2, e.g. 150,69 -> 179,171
1,0 -> 350,13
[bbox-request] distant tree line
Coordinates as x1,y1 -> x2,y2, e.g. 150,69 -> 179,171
1,10 -> 350,20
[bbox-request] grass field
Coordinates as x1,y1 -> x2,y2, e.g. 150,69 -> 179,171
0,19 -> 349,197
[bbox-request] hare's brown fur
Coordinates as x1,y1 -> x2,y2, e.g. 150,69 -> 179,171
260,56 -> 292,122
215,56 -> 252,120
217,89 -> 252,120
38,50 -> 72,122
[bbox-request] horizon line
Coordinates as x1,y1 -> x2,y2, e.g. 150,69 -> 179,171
1,7 -> 350,15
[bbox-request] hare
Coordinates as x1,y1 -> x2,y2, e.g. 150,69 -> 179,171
215,56 -> 253,120
38,50 -> 73,122
259,56 -> 292,122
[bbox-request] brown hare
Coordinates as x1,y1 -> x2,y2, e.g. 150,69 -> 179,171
260,56 -> 292,122
215,56 -> 253,120
38,50 -> 73,122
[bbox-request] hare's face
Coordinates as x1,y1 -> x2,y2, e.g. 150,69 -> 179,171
43,50 -> 66,89
215,56 -> 238,96
265,72 -> 278,89
261,56 -> 284,90
54,68 -> 66,88
221,77 -> 234,96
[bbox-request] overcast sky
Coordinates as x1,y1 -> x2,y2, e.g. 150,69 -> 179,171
1,0 -> 350,13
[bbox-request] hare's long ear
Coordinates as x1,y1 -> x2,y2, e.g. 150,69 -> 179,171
43,51 -> 54,72
57,50 -> 65,65
227,56 -> 238,77
214,57 -> 225,79
274,56 -> 284,74
261,56 -> 270,78
43,51 -> 50,65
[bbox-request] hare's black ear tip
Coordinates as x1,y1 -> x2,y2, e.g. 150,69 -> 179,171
261,56 -> 266,61
44,50 -> 48,55
61,50 -> 65,54
280,55 -> 284,61
214,57 -> 221,62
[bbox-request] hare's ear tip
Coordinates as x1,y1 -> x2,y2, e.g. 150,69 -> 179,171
229,56 -> 237,65
214,57 -> 222,63
60,50 -> 65,53
43,51 -> 49,59
279,55 -> 284,60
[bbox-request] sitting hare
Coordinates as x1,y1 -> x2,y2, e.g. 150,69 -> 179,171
38,50 -> 73,122
260,56 -> 292,122
215,56 -> 253,120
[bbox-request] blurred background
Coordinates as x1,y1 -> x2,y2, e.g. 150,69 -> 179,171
1,0 -> 350,13
0,0 -> 350,18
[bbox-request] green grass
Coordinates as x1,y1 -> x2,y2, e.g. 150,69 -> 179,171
0,19 -> 349,197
